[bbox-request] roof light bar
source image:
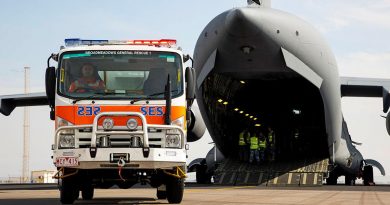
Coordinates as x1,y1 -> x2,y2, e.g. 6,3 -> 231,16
64,38 -> 177,47
65,38 -> 109,47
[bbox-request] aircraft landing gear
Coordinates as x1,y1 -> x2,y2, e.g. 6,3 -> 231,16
345,174 -> 356,186
363,165 -> 374,186
326,176 -> 337,185
326,170 -> 338,185
196,165 -> 211,184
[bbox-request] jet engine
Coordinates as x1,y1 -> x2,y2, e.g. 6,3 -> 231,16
187,103 -> 206,142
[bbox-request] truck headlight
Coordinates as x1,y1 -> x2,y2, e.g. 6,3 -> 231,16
59,135 -> 75,149
127,118 -> 138,130
102,118 -> 114,130
165,134 -> 181,148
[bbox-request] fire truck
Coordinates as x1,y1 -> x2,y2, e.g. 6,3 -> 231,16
0,38 -> 206,204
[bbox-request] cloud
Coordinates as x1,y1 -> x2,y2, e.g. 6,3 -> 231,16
338,52 -> 390,78
285,0 -> 390,33
324,1 -> 390,30
325,16 -> 350,29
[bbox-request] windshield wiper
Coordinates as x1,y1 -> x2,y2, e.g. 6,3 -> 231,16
147,89 -> 179,97
130,90 -> 178,104
71,91 -> 116,104
130,97 -> 150,104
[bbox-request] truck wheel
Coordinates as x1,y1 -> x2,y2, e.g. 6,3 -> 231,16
60,177 -> 78,204
166,178 -> 184,204
363,165 -> 374,186
81,185 -> 94,200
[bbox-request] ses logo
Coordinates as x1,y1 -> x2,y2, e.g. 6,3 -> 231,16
77,106 -> 101,116
76,106 -> 163,116
141,106 -> 164,116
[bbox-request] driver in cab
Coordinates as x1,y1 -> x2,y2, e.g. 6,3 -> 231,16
68,63 -> 105,93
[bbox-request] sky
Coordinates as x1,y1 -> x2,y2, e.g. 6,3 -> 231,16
0,0 -> 390,183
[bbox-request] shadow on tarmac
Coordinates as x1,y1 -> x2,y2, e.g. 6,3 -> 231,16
0,197 -> 167,205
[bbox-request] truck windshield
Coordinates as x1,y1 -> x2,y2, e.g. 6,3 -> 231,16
58,50 -> 183,100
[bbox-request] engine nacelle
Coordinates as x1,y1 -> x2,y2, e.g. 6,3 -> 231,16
187,104 -> 206,142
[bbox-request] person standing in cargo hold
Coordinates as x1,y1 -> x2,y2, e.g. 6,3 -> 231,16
249,133 -> 260,164
68,63 -> 105,93
238,129 -> 249,161
258,132 -> 267,163
267,127 -> 276,161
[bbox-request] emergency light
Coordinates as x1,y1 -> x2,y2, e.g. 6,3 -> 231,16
65,38 -> 177,47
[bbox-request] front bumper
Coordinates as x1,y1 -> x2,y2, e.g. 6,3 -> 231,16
52,111 -> 187,170
53,147 -> 187,169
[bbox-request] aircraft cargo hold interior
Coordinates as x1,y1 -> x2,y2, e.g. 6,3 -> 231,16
200,73 -> 330,186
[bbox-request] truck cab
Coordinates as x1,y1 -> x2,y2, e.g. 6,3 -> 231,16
47,38 -> 195,204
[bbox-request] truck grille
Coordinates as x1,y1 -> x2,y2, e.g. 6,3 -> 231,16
76,128 -> 164,148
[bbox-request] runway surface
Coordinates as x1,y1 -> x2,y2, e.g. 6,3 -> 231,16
0,184 -> 389,205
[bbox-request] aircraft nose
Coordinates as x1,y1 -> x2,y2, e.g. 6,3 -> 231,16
225,8 -> 261,37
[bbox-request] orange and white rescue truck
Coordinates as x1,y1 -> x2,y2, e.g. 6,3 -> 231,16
0,38 -> 205,204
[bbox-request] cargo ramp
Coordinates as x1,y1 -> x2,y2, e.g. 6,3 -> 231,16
213,158 -> 329,186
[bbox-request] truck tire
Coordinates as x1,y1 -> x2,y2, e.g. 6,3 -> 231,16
60,177 -> 78,204
166,178 -> 184,204
81,185 -> 94,200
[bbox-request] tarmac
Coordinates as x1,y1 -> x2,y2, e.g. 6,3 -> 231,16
0,183 -> 389,205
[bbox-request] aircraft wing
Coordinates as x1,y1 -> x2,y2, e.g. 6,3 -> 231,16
0,92 -> 48,116
340,77 -> 390,113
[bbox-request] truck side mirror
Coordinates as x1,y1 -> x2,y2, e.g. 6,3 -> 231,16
185,67 -> 196,100
45,67 -> 56,120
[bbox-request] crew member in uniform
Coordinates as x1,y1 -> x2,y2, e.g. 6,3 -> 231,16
238,129 -> 249,161
69,63 -> 105,93
249,133 -> 260,164
267,127 -> 276,161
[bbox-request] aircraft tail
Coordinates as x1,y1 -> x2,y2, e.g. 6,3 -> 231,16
247,0 -> 271,7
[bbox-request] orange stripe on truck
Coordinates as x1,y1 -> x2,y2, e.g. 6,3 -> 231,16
56,105 -> 186,126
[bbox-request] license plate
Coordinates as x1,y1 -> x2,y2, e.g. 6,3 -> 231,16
56,157 -> 79,167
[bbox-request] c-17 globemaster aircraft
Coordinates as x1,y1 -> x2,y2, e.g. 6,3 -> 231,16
190,0 -> 389,186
